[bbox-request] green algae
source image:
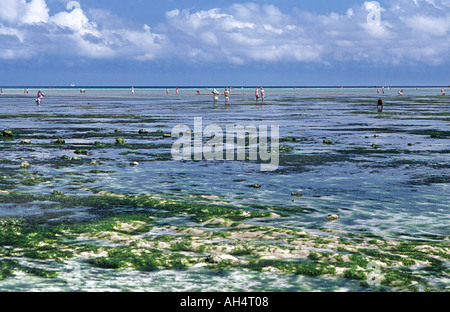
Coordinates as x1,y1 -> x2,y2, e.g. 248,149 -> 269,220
280,137 -> 311,143
279,154 -> 355,168
89,247 -> 160,271
409,130 -> 450,138
0,170 -> 51,188
74,148 -> 89,155
71,131 -> 167,139
0,113 -> 150,119
243,259 -> 337,277
339,148 -> 407,155
53,138 -> 66,144
0,192 -> 269,223
0,259 -> 58,280
89,169 -> 116,174
0,201 -> 447,291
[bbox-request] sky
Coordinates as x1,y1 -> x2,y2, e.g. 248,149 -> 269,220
0,0 -> 449,87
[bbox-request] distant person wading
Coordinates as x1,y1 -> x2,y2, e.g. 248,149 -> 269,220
36,90 -> 44,106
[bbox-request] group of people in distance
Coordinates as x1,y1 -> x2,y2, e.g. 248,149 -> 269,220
377,87 -> 446,112
255,87 -> 265,100
210,87 -> 265,102
25,86 -> 447,108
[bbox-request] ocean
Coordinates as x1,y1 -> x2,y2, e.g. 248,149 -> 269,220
0,86 -> 448,292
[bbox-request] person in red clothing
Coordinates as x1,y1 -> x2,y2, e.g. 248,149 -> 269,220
377,98 -> 383,112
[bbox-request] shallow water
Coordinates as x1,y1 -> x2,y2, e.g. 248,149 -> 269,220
0,86 -> 449,291
0,258 -> 367,292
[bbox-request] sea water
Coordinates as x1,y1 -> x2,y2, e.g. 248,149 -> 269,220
0,86 -> 448,291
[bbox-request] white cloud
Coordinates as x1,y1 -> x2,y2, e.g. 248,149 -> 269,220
21,0 -> 50,24
50,6 -> 100,37
0,0 -> 25,23
0,0 -> 49,24
0,24 -> 24,43
0,0 -> 448,67
0,48 -> 33,59
404,15 -> 450,36
0,0 -> 166,60
164,4 -> 318,64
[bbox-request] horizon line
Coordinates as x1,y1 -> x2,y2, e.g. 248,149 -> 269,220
1,85 -> 449,89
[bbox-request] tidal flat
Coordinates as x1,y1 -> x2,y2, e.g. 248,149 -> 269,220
0,87 -> 448,292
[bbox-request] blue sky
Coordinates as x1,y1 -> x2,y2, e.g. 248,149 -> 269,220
0,0 -> 449,86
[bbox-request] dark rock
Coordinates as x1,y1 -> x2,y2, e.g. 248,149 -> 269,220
2,130 -> 13,137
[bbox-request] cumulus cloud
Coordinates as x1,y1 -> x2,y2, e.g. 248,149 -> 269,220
0,0 -> 49,24
21,0 -> 50,24
162,0 -> 449,66
0,0 -> 27,23
50,6 -> 100,37
0,0 -> 166,60
165,4 -> 321,64
0,0 -> 448,67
